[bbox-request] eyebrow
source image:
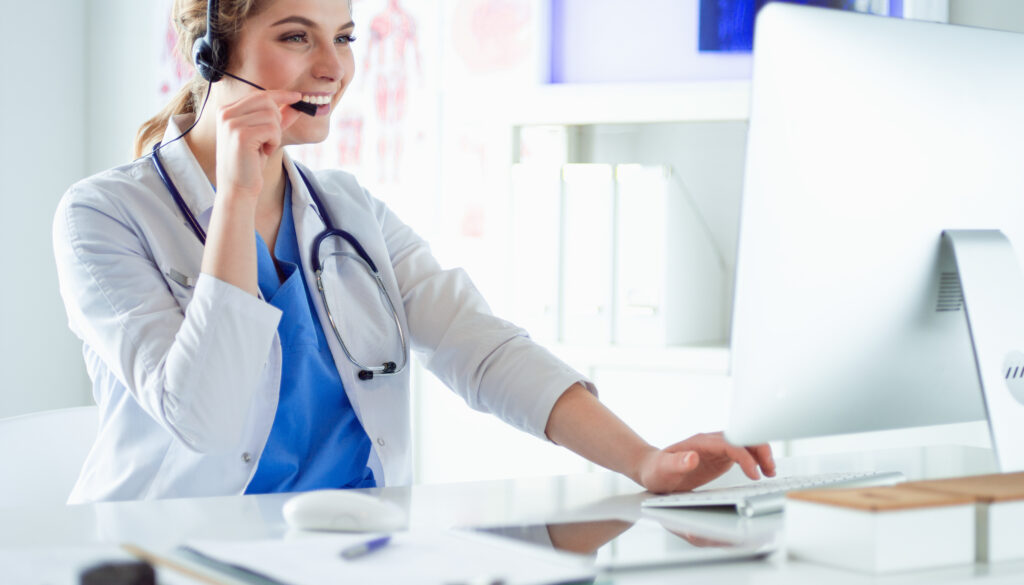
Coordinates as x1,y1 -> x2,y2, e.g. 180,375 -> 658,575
271,16 -> 355,31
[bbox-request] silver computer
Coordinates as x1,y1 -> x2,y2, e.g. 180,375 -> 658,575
725,4 -> 1024,471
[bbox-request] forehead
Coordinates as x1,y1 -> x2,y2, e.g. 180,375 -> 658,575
250,0 -> 353,29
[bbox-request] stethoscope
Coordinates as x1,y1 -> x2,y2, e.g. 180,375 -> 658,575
150,143 -> 408,381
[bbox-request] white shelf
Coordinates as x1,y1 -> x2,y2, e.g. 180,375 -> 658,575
549,343 -> 730,375
508,80 -> 752,126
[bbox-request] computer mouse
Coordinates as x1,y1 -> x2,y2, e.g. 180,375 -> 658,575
282,490 -> 407,532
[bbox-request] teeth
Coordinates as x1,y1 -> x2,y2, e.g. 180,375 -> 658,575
301,95 -> 332,105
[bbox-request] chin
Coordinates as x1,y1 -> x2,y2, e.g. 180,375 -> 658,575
287,128 -> 331,147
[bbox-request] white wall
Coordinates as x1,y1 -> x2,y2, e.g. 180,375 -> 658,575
86,0 -> 168,173
0,1 -> 91,417
0,0 -> 168,418
950,0 -> 1024,33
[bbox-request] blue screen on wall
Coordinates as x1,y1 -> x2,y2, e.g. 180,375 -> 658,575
699,0 -> 902,52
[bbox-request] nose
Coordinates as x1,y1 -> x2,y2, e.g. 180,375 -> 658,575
312,41 -> 346,82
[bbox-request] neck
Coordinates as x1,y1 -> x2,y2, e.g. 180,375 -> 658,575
184,112 -> 287,216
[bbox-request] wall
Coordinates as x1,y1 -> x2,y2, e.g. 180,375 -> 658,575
86,0 -> 168,173
0,1 -> 91,417
949,0 -> 1024,32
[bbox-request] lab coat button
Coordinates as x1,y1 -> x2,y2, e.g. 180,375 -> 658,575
242,452 -> 252,464
376,437 -> 385,447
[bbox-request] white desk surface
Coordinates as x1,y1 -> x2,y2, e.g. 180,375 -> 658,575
3,445 -> 1024,584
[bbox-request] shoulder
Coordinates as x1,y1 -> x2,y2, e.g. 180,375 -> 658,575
59,157 -> 162,216
55,156 -> 172,243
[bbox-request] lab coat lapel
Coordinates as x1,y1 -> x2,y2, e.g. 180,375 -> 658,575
159,115 -> 217,224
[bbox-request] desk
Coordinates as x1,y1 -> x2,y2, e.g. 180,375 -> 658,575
3,446 -> 1023,584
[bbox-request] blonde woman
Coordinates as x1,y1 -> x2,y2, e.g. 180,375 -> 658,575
53,0 -> 774,503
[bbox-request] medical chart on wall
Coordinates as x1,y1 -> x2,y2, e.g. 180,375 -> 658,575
434,0 -> 545,304
290,0 -> 441,230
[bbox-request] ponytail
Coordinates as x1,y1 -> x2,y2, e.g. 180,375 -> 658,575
136,0 -> 327,158
133,80 -> 201,158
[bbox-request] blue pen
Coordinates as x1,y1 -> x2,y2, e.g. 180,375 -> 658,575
340,535 -> 392,560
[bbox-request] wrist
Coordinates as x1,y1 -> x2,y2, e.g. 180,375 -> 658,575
630,444 -> 660,487
213,186 -> 260,213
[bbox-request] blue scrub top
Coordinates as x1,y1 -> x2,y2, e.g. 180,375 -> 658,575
245,178 -> 376,493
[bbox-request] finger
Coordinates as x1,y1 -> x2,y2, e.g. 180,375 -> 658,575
649,451 -> 699,493
264,90 -> 304,106
220,97 -> 284,126
724,443 -> 762,480
280,105 -> 302,131
748,444 -> 776,476
671,451 -> 699,475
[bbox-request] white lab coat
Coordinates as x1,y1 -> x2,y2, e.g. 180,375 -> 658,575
52,116 -> 593,504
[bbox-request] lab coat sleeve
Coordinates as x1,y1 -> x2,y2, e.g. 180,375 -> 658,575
369,193 -> 596,440
52,176 -> 282,454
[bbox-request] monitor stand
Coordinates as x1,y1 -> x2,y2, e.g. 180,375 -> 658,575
943,229 -> 1024,472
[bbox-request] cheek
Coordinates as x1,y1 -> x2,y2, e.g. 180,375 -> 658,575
342,53 -> 356,85
239,52 -> 297,88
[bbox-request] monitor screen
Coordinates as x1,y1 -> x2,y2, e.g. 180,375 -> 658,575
725,5 -> 1024,450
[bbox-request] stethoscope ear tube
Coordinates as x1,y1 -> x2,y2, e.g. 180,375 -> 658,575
151,144 -> 208,244
312,228 -> 379,274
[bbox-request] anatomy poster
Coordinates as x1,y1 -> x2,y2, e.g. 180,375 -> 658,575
289,0 -> 440,229
434,0 -> 543,287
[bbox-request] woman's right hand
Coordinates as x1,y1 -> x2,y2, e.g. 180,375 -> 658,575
214,90 -> 303,202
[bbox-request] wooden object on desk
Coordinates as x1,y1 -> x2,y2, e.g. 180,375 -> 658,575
905,472 -> 1024,562
785,485 -> 975,574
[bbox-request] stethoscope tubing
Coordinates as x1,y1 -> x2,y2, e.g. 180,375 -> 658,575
149,143 -> 408,380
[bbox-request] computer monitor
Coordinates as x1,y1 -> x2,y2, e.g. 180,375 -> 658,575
724,4 -> 1024,471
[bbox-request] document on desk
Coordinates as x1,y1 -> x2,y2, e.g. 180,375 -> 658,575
181,529 -> 596,585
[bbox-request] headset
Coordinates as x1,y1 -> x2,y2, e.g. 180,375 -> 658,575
192,0 -> 228,83
191,0 -> 317,115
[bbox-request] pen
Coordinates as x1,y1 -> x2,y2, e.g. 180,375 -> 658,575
340,535 -> 392,560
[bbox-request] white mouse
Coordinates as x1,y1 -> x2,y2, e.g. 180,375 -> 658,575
282,490 -> 407,532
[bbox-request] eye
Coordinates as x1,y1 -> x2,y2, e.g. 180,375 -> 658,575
336,34 -> 357,45
281,31 -> 308,43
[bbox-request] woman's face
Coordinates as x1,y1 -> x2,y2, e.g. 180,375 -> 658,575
226,0 -> 356,146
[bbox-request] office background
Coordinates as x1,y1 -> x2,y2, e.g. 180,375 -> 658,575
1,0 -> 1022,484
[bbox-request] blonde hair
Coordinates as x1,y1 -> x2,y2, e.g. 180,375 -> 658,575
134,0 -> 266,158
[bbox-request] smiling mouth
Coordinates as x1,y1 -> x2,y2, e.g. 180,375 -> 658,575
299,94 -> 334,105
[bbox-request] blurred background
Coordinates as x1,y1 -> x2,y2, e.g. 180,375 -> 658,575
2,0 -> 1022,484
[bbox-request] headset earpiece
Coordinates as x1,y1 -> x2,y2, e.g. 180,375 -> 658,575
193,0 -> 225,83
192,37 -> 222,83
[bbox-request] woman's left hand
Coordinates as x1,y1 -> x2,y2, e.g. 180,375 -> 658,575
636,432 -> 775,494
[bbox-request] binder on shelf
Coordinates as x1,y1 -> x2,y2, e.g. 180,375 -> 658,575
615,164 -> 729,346
560,164 -> 615,345
509,164 -> 562,345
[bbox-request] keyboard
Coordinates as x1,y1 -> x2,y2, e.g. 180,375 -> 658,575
642,470 -> 906,518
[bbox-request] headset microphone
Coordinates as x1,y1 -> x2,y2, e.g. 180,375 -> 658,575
199,62 -> 319,116
193,0 -> 317,117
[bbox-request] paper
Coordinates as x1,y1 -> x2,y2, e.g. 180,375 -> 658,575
182,529 -> 596,585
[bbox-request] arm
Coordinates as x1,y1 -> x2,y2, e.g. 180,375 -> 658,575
53,189 -> 281,454
544,384 -> 776,493
200,90 -> 303,294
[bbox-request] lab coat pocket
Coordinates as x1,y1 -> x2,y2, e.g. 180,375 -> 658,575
161,265 -> 198,309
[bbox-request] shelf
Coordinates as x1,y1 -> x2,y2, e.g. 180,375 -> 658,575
549,343 -> 730,375
508,80 -> 752,126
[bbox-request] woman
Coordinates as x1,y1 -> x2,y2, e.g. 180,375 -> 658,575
52,0 -> 774,503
